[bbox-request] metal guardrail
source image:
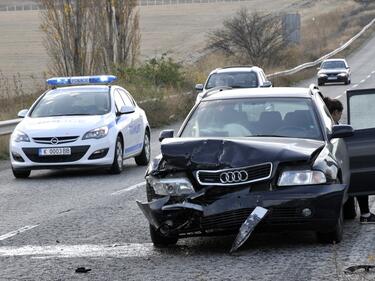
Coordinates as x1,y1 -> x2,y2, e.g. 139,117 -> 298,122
0,0 -> 253,12
0,17 -> 374,137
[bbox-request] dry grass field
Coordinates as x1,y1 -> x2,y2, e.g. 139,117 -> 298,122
0,0 -> 361,83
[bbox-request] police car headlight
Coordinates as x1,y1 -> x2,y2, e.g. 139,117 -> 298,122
82,126 -> 109,140
12,131 -> 30,143
278,170 -> 326,186
146,176 -> 195,196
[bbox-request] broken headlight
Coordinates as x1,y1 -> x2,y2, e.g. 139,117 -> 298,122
146,176 -> 195,196
278,170 -> 326,186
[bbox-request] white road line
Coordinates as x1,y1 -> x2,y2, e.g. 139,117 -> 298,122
0,243 -> 154,258
335,95 -> 342,99
372,70 -> 375,74
0,225 -> 38,241
111,182 -> 145,196
360,79 -> 365,83
352,84 -> 359,88
367,75 -> 371,79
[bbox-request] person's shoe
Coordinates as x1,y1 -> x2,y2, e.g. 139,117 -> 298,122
360,213 -> 375,224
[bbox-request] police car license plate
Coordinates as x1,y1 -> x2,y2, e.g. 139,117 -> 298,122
39,147 -> 71,156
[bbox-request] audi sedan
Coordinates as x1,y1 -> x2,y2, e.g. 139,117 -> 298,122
317,58 -> 351,86
10,75 -> 151,178
137,86 -> 359,249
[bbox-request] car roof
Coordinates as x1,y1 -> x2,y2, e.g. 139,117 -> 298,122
209,66 -> 263,75
202,87 -> 312,101
322,58 -> 347,62
50,85 -> 111,93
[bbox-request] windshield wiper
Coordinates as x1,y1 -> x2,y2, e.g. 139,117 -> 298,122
46,113 -> 93,117
248,134 -> 287,138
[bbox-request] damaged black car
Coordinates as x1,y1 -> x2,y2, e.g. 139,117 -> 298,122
137,86 -> 358,249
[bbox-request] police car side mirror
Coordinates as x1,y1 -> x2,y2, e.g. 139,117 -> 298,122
118,105 -> 135,115
195,84 -> 204,92
330,125 -> 354,139
17,109 -> 28,118
159,130 -> 174,142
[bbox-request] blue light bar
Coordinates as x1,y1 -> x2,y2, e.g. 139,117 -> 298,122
46,75 -> 117,86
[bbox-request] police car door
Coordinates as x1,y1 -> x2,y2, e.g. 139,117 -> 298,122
113,89 -> 137,157
118,89 -> 143,156
346,88 -> 375,196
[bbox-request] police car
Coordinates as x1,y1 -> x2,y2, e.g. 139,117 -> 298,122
10,75 -> 151,178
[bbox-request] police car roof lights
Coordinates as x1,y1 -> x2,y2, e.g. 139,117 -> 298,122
46,75 -> 117,86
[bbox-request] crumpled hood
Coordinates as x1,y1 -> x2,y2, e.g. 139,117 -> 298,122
160,138 -> 325,170
16,115 -> 111,137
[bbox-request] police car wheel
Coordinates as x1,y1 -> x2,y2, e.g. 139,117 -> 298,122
12,167 -> 30,179
135,131 -> 150,166
109,136 -> 123,174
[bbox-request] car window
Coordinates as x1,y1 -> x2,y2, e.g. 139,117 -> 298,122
181,97 -> 322,140
315,94 -> 334,129
349,93 -> 375,130
30,89 -> 110,117
205,71 -> 259,89
114,90 -> 125,112
118,89 -> 135,107
321,60 -> 346,69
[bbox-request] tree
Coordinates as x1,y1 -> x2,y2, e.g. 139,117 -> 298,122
39,0 -> 140,76
207,9 -> 284,67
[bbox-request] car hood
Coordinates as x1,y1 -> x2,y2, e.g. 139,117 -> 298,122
16,115 -> 112,137
318,68 -> 348,74
160,138 -> 325,170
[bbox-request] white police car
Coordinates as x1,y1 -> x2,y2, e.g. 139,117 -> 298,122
10,75 -> 151,178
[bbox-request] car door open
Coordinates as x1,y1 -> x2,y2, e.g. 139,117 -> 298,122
346,88 -> 375,196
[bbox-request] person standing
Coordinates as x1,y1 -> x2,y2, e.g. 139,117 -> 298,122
324,97 -> 375,223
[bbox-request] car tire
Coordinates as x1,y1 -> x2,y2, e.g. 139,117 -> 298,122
12,167 -> 30,179
135,131 -> 150,166
109,136 -> 123,174
343,196 -> 357,219
150,225 -> 178,247
317,207 -> 343,244
345,78 -> 349,85
318,81 -> 324,86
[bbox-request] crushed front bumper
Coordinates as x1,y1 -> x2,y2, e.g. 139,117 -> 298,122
137,183 -> 347,238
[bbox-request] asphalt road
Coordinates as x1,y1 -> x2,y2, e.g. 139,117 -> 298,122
1,36 -> 375,281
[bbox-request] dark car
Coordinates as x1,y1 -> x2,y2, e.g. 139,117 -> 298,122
317,58 -> 351,86
137,86 -> 361,249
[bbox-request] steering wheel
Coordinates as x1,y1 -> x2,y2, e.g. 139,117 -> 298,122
274,126 -> 307,136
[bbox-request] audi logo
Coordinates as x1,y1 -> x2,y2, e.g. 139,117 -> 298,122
50,137 -> 59,145
219,170 -> 249,184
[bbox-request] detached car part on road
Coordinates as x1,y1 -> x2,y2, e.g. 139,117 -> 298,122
138,85 -> 361,249
10,75 -> 151,178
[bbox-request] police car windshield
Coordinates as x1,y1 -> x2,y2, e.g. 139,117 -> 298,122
30,89 -> 110,117
206,72 -> 258,89
181,97 -> 323,140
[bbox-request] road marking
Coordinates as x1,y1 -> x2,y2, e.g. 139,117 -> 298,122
335,95 -> 342,99
0,225 -> 38,241
367,75 -> 371,79
111,182 -> 145,196
372,70 -> 375,74
352,84 -> 359,88
0,243 -> 154,258
360,79 -> 365,83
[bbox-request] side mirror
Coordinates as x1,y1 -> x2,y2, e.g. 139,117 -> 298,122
331,125 -> 354,139
17,109 -> 28,118
118,105 -> 135,115
159,129 -> 174,142
261,81 -> 272,88
195,84 -> 204,92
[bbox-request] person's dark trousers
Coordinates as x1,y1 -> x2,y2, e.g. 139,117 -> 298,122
357,195 -> 370,215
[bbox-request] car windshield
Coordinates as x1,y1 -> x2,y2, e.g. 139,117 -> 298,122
181,97 -> 323,140
30,88 -> 111,117
205,71 -> 258,89
321,60 -> 346,69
